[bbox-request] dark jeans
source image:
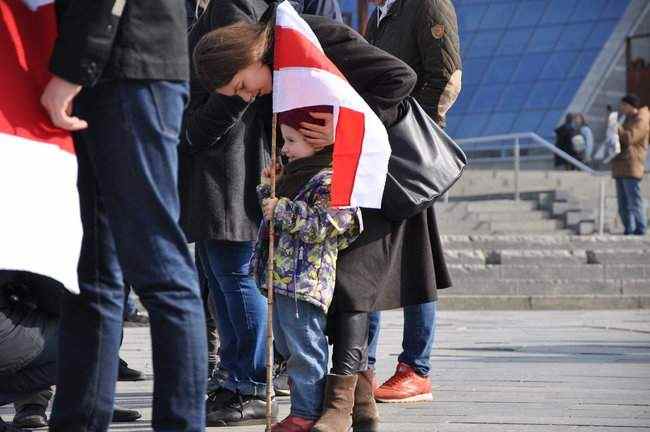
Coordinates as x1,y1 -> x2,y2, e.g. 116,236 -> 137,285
368,301 -> 437,377
196,240 -> 267,396
50,80 -> 207,432
615,178 -> 647,235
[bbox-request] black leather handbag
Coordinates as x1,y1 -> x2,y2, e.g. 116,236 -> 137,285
381,97 -> 467,221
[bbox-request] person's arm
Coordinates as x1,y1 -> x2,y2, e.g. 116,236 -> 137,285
620,116 -> 650,150
415,0 -> 462,123
310,17 -> 417,126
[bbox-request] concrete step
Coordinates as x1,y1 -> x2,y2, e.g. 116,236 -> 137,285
489,219 -> 563,233
446,277 -> 650,296
438,294 -> 650,310
441,234 -> 650,251
437,209 -> 550,222
448,263 -> 650,281
464,200 -> 538,213
444,248 -> 650,266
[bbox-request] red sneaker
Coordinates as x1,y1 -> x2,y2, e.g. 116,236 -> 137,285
271,415 -> 316,432
374,362 -> 433,403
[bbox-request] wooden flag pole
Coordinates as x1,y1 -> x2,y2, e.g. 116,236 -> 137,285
265,113 -> 278,432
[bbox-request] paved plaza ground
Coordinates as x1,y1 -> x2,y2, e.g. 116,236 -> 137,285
3,310 -> 650,431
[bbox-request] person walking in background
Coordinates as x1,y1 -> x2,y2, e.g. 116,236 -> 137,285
600,105 -> 622,164
554,113 -> 577,169
574,113 -> 594,165
612,94 -> 649,236
363,0 -> 460,404
39,0 -> 208,430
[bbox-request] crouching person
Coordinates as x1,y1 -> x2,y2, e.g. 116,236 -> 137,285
251,106 -> 363,432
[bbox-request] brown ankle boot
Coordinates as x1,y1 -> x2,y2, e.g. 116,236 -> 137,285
352,369 -> 379,432
312,374 -> 358,432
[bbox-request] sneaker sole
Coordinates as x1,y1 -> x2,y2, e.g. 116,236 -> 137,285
207,417 -> 277,427
275,388 -> 291,396
375,393 -> 433,403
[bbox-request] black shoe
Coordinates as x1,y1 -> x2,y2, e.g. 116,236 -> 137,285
12,404 -> 47,429
1,418 -> 26,432
206,387 -> 237,412
118,358 -> 145,381
273,362 -> 290,396
112,406 -> 142,423
206,393 -> 277,427
124,310 -> 149,327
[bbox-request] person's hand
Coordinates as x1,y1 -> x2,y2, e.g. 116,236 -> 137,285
261,164 -> 282,185
300,112 -> 334,150
262,198 -> 279,220
40,75 -> 87,131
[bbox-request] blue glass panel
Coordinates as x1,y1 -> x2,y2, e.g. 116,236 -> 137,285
540,51 -> 577,79
569,0 -> 608,21
511,53 -> 548,83
498,28 -> 533,55
512,111 -> 544,133
485,57 -> 520,84
468,30 -> 505,58
457,5 -> 489,33
527,25 -> 563,52
584,20 -> 618,48
483,112 -> 518,135
463,58 -> 491,85
569,49 -> 600,78
541,0 -> 578,24
497,83 -> 533,111
454,113 -> 491,139
553,79 -> 583,108
510,1 -> 546,27
602,0 -> 630,19
479,2 -> 517,30
470,84 -> 506,113
556,23 -> 595,50
525,81 -> 564,109
460,31 -> 475,51
450,85 -> 478,115
446,114 -> 462,137
537,110 -> 564,136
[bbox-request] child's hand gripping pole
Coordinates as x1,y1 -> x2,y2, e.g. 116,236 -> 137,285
265,113 -> 278,432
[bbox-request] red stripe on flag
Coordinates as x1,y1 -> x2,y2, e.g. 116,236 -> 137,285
0,0 -> 74,154
274,26 -> 346,81
330,107 -> 364,207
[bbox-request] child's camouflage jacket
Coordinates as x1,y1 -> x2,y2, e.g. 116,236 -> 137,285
251,169 -> 362,313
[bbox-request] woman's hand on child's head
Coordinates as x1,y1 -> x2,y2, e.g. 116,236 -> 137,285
300,112 -> 334,150
262,198 -> 279,220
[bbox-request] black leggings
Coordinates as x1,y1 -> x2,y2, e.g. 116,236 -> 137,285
331,311 -> 370,375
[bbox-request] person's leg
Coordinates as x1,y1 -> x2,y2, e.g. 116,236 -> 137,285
615,178 -> 633,234
274,296 -> 328,422
398,301 -> 437,377
366,311 -> 381,371
52,80 -> 207,432
624,178 -> 647,235
201,240 -> 268,397
197,249 -> 219,377
13,389 -> 52,428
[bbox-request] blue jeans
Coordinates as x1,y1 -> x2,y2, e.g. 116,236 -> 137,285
50,81 -> 207,432
273,295 -> 328,420
368,301 -> 437,377
615,178 -> 647,235
196,240 -> 267,396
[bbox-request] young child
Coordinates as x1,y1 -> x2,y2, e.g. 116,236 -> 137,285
251,106 -> 362,432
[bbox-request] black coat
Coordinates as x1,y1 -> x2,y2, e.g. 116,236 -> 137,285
366,0 -> 461,126
51,0 -> 189,86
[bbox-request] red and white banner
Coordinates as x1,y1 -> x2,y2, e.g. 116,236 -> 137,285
273,1 -> 391,208
0,0 -> 81,293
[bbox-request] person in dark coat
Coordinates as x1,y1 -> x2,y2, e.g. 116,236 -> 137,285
362,0 -> 458,405
39,0 -> 208,430
191,3 -> 441,430
554,113 -> 578,169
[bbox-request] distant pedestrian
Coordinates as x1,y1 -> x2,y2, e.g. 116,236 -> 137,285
601,105 -> 622,163
364,0 -> 460,405
554,114 -> 578,169
612,94 -> 649,235
574,113 -> 594,164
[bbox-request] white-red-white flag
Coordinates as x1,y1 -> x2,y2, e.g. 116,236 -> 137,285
273,1 -> 391,208
0,0 -> 81,293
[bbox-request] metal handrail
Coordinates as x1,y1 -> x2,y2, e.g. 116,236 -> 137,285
456,132 -> 608,235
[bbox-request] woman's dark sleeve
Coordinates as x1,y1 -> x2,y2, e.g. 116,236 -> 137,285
315,18 -> 417,126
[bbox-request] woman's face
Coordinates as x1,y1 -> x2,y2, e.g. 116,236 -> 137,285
216,61 -> 272,102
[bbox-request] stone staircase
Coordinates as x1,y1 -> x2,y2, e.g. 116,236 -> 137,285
439,235 -> 650,310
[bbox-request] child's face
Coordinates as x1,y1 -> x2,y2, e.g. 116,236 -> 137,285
280,124 -> 316,162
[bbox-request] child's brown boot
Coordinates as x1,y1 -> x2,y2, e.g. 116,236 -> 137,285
311,374 -> 358,432
352,369 -> 379,432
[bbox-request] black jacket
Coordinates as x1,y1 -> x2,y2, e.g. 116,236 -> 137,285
179,1 -> 413,242
366,0 -> 461,126
50,0 -> 189,86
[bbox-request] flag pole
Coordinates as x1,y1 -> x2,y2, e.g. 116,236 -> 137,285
265,113 -> 278,432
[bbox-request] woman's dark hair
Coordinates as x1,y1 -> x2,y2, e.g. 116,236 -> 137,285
193,19 -> 274,92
